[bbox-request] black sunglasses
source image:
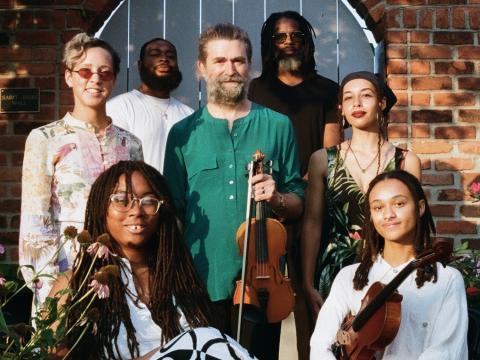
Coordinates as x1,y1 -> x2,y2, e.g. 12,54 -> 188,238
272,31 -> 305,44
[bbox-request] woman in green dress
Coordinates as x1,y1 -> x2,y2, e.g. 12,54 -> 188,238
301,71 -> 421,318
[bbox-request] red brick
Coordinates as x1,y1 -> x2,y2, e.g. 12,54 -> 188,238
410,31 -> 430,43
389,110 -> 408,123
386,8 -> 401,28
31,48 -> 57,61
412,110 -> 452,123
433,93 -> 476,106
430,204 -> 455,217
458,46 -> 480,59
387,60 -> 407,74
423,173 -> 454,185
435,61 -> 475,74
53,10 -> 66,28
0,199 -> 20,213
15,31 -> 57,45
0,136 -> 26,151
66,9 -> 89,29
0,78 -> 30,88
411,93 -> 430,106
459,110 -> 480,122
412,124 -> 430,138
14,121 -> 49,135
403,8 -> 417,28
411,76 -> 452,90
0,47 -> 32,61
9,215 -> 19,229
434,32 -> 474,45
412,141 -> 452,153
459,142 -> 480,154
0,168 -> 21,182
429,0 -> 467,3
469,8 -> 480,29
0,232 -> 20,245
387,0 -> 425,4
435,9 -> 450,29
34,77 -> 56,90
395,92 -> 408,106
435,126 -> 476,139
386,46 -> 407,59
387,31 -> 408,44
388,124 -> 408,138
60,91 -> 74,106
438,189 -> 468,201
422,159 -> 431,170
435,158 -> 474,171
410,60 -> 430,75
460,205 -> 480,217
452,8 -> 466,28
15,63 -> 56,76
419,9 -> 433,28
11,153 -> 23,167
35,106 -> 55,121
458,77 -> 480,91
388,76 -> 407,90
369,4 -> 385,24
411,45 -> 452,59
10,183 -> 22,197
61,30 -> 80,44
437,221 -> 477,235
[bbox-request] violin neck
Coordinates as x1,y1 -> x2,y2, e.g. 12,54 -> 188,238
352,261 -> 417,332
255,201 -> 269,263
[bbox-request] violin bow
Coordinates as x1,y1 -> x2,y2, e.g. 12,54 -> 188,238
236,158 -> 255,342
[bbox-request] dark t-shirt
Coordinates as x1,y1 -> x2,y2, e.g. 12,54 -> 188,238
248,74 -> 339,175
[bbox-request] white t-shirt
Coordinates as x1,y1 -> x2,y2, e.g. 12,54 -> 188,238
114,258 -> 190,359
310,256 -> 468,360
107,89 -> 194,172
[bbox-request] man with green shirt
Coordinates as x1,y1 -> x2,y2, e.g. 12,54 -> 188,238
163,23 -> 304,360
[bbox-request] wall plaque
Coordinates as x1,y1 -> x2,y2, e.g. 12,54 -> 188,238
0,88 -> 40,113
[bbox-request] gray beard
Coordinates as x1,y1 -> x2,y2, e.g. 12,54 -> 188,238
207,76 -> 247,107
278,56 -> 302,73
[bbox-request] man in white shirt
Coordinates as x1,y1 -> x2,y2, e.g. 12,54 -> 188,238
107,38 -> 194,172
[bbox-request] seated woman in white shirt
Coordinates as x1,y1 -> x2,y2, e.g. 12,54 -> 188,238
310,170 -> 468,360
49,161 -> 254,359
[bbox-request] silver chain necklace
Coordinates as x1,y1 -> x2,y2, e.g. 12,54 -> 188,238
346,139 -> 381,174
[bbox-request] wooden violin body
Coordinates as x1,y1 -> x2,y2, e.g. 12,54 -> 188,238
336,282 -> 402,360
334,239 -> 453,360
234,217 -> 294,323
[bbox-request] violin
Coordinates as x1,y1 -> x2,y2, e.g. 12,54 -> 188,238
233,150 -> 294,336
334,239 -> 453,360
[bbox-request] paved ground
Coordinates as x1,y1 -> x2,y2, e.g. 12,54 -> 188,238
279,312 -> 298,360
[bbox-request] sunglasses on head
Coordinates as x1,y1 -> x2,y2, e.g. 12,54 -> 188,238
272,31 -> 305,45
69,68 -> 115,81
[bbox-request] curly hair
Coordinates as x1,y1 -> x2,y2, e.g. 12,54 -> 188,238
63,32 -> 120,75
352,170 -> 437,291
65,161 -> 212,359
259,11 -> 317,79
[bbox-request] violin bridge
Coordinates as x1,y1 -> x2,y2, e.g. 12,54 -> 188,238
336,330 -> 352,345
255,275 -> 271,279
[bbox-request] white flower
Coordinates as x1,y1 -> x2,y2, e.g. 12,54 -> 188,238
89,279 -> 110,299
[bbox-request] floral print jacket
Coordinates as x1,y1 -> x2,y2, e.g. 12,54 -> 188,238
19,113 -> 143,305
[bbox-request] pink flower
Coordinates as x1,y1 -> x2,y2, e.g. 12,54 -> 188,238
0,277 -> 6,286
0,244 -> 5,255
470,182 -> 480,194
89,279 -> 110,299
87,242 -> 110,259
349,231 -> 362,241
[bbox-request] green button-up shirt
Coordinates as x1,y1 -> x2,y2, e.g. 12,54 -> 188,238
164,103 -> 304,301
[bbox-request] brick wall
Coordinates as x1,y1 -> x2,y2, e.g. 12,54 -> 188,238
0,1 -> 478,264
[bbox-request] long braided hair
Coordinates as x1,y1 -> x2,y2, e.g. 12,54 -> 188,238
259,11 -> 317,79
352,170 -> 437,291
65,161 -> 212,359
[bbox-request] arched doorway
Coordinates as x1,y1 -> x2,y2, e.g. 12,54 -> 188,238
97,0 -> 376,109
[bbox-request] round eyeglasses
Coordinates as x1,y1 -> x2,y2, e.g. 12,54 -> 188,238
109,193 -> 164,215
69,68 -> 115,81
272,31 -> 305,45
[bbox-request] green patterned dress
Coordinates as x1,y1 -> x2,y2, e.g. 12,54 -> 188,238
315,146 -> 407,298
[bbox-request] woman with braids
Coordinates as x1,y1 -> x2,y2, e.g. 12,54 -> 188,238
49,161 -> 255,359
310,170 -> 468,359
301,71 -> 421,318
19,32 -> 143,309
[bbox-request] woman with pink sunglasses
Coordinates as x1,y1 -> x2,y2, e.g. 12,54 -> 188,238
19,33 -> 143,312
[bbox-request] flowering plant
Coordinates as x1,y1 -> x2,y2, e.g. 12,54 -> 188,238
450,242 -> 480,308
0,228 -> 119,358
469,182 -> 480,203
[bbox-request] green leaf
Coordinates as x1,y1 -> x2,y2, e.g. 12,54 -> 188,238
0,310 -> 9,334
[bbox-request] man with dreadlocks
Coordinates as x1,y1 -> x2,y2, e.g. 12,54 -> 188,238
248,10 -> 341,177
164,23 -> 304,360
310,170 -> 468,359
